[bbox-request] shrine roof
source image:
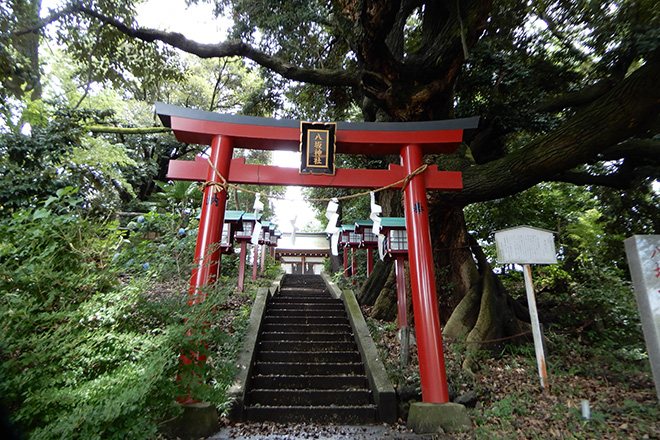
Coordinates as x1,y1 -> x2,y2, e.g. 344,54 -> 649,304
380,217 -> 406,229
276,232 -> 330,253
354,219 -> 373,233
156,102 -> 479,155
224,210 -> 244,222
241,213 -> 262,222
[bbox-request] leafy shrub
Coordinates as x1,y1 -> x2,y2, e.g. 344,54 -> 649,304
0,188 -> 242,439
114,210 -> 198,278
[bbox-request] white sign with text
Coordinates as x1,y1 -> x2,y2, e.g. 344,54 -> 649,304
495,226 -> 557,265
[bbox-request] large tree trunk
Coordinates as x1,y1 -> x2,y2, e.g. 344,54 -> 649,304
358,259 -> 393,305
371,263 -> 398,320
360,201 -> 531,366
429,204 -> 480,323
432,205 -> 531,367
10,0 -> 42,101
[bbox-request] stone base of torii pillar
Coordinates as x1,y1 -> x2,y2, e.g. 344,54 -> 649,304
407,402 -> 472,434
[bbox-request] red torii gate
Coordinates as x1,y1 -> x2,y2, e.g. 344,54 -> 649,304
156,102 -> 478,404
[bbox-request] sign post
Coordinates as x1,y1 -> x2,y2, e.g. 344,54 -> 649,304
624,235 -> 660,400
494,226 -> 557,392
522,263 -> 549,392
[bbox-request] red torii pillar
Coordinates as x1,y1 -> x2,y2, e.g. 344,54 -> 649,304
157,102 -> 478,404
189,135 -> 233,300
402,144 -> 448,402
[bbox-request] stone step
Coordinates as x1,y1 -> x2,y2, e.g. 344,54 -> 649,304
270,296 -> 339,304
249,389 -> 372,406
276,293 -> 331,299
257,350 -> 361,363
260,323 -> 352,333
280,285 -> 329,290
259,331 -> 354,342
268,302 -> 345,310
244,274 -> 377,425
267,308 -> 346,318
250,374 -> 369,390
278,288 -> 330,294
263,316 -> 349,325
244,405 -> 378,424
258,340 -> 357,352
253,362 -> 364,376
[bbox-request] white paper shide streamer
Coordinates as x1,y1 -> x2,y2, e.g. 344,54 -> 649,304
289,215 -> 298,245
324,198 -> 340,256
369,192 -> 386,260
251,193 -> 263,245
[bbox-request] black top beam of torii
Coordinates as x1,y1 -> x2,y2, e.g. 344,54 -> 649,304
156,102 -> 479,190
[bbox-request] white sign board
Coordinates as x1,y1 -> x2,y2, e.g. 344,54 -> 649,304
494,226 -> 557,265
624,235 -> 660,400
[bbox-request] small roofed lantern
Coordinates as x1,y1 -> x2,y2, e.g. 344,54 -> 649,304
270,228 -> 281,258
258,221 -> 273,274
355,219 -> 378,246
340,224 -> 361,247
234,213 -> 261,240
220,210 -> 244,254
233,212 -> 262,293
379,217 -> 409,331
380,217 -> 408,257
354,219 -> 378,276
340,224 -> 360,279
268,224 -> 277,245
380,217 -> 410,364
339,225 -> 349,249
259,221 -> 271,245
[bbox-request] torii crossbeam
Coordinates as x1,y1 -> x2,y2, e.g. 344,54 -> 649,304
157,102 -> 479,405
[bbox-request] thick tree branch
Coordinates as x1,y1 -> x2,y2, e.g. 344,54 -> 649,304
535,79 -> 617,112
440,55 -> 660,206
550,169 -> 636,190
75,5 -> 361,88
598,139 -> 660,162
87,126 -> 171,134
11,3 -> 81,36
353,0 -> 401,78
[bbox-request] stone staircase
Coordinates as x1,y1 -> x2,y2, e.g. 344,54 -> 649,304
244,275 -> 379,424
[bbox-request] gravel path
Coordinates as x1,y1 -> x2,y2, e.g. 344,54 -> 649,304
208,422 -> 449,440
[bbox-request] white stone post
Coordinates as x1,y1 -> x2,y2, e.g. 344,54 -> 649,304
624,235 -> 660,401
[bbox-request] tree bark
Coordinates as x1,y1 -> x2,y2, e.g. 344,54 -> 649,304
371,263 -> 398,320
9,0 -> 42,100
358,259 -> 392,305
429,205 -> 480,322
449,53 -> 660,206
441,225 -> 531,370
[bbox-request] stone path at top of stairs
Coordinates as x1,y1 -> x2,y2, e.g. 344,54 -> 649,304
244,274 -> 378,424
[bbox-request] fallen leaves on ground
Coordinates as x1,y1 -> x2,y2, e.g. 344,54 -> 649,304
368,310 -> 660,440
